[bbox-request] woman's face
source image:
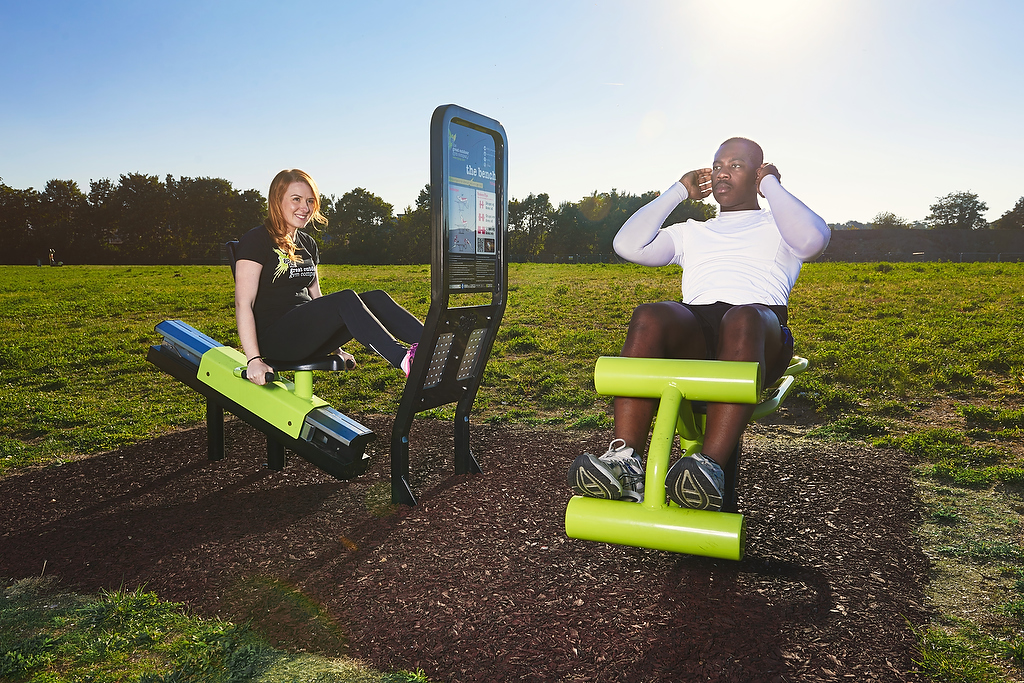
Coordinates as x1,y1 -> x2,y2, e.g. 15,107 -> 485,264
279,181 -> 316,232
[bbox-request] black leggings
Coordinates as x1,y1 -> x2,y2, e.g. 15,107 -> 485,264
258,290 -> 423,368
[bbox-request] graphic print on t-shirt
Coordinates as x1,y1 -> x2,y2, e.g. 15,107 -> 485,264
272,247 -> 316,283
272,249 -> 291,282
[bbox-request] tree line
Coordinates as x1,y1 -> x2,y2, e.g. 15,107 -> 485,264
0,174 -> 715,265
6,173 -> 1018,265
831,190 -> 1024,231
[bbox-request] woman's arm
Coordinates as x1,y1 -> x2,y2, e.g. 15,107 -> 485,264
308,266 -> 322,299
758,174 -> 830,260
234,259 -> 273,385
612,181 -> 691,266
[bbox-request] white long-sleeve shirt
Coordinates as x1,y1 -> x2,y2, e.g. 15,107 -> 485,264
612,176 -> 830,306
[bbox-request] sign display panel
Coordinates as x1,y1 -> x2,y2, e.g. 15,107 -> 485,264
446,120 -> 499,291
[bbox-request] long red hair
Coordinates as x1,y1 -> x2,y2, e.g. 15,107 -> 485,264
265,169 -> 328,262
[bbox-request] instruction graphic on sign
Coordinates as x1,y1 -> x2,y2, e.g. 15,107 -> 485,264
475,189 -> 495,254
448,187 -> 475,253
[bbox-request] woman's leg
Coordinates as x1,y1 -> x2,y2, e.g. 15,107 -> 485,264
258,290 -> 408,367
358,290 -> 424,344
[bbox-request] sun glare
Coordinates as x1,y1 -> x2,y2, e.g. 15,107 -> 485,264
674,0 -> 846,65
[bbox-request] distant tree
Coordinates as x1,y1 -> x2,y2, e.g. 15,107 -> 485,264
324,188 -> 395,264
34,180 -> 89,263
165,175 -> 242,261
926,191 -> 989,230
992,196 -> 1024,230
0,182 -> 41,262
86,178 -> 120,262
233,189 -> 266,234
872,211 -> 911,229
5,175 -> 265,264
111,173 -> 170,261
391,184 -> 431,264
508,193 -> 555,257
828,220 -> 871,231
544,190 -> 713,258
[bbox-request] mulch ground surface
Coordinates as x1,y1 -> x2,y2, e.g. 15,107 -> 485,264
0,414 -> 930,682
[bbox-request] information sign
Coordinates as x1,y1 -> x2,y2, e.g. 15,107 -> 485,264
443,119 -> 503,292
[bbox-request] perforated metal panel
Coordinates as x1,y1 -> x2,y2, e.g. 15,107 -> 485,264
423,333 -> 455,389
457,327 -> 487,381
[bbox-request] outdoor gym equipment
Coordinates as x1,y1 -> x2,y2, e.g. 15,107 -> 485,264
148,104 -> 508,497
147,319 -> 374,479
391,104 -> 509,505
564,355 -> 808,560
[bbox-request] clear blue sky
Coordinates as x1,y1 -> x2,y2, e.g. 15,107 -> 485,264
2,0 -> 1022,224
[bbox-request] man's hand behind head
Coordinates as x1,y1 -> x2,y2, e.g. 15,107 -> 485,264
680,168 -> 713,200
755,163 -> 781,197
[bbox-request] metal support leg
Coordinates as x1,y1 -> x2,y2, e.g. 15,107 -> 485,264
267,438 -> 285,471
206,399 -> 224,461
454,405 -> 482,475
390,433 -> 416,506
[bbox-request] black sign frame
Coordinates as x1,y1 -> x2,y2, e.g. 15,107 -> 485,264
390,105 -> 509,506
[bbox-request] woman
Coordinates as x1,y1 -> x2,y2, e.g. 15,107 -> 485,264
235,169 -> 422,386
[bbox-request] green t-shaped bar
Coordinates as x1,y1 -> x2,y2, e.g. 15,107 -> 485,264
594,357 -> 761,403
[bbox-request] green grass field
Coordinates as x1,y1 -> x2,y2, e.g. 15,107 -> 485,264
2,262 -> 1024,681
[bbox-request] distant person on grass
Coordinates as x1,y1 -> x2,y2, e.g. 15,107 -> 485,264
235,169 -> 422,386
567,138 -> 830,510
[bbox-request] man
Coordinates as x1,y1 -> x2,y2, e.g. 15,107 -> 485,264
567,137 -> 830,511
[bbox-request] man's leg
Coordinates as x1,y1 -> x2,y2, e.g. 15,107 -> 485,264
567,301 -> 706,501
665,304 -> 786,511
701,305 -> 785,466
614,301 -> 708,453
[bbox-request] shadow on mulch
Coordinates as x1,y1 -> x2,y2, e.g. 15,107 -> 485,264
0,416 -> 930,682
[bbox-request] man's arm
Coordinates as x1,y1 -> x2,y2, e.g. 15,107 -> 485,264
758,174 -> 830,260
612,181 -> 692,266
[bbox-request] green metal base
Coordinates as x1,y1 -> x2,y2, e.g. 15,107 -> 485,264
563,356 -> 804,560
197,346 -> 328,439
565,496 -> 745,560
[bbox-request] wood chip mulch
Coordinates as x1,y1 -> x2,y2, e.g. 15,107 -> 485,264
0,415 -> 930,682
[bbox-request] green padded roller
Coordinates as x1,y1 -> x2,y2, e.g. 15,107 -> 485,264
565,380 -> 746,560
594,357 -> 761,403
197,346 -> 328,439
565,496 -> 745,560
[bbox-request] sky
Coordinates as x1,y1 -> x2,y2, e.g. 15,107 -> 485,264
2,0 -> 1022,225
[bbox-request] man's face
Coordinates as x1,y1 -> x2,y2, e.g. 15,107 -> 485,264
711,140 -> 760,211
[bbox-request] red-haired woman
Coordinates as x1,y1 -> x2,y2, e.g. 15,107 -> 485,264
234,169 -> 421,385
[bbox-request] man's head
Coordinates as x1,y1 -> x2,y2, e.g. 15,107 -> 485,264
711,137 -> 764,212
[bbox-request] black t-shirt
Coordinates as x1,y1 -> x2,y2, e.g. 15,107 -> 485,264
235,225 -> 319,337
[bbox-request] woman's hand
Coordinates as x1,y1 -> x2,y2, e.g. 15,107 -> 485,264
756,163 -> 781,197
679,168 -> 713,200
246,357 -> 273,385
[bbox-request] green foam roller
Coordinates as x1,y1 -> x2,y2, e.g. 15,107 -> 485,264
565,496 -> 745,561
594,356 -> 761,404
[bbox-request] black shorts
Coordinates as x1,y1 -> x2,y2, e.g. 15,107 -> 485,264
681,302 -> 793,384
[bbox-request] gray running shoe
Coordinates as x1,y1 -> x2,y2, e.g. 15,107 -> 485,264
665,453 -> 725,511
567,438 -> 645,502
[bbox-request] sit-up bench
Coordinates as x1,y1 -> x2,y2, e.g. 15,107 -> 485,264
564,355 -> 808,561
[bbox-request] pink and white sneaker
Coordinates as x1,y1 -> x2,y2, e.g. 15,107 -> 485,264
400,343 -> 418,376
